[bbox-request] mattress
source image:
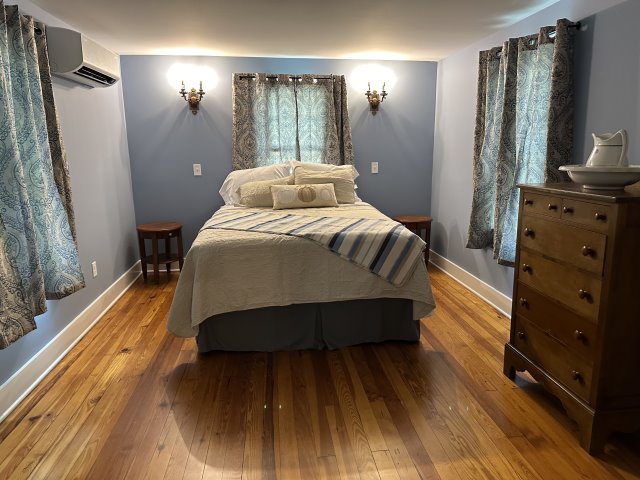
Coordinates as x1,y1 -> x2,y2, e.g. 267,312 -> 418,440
166,202 -> 436,338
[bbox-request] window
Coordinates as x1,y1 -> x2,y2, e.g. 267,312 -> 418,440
231,73 -> 353,170
466,20 -> 575,266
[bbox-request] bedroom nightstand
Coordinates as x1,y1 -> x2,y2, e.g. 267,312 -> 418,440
393,215 -> 432,263
137,222 -> 184,284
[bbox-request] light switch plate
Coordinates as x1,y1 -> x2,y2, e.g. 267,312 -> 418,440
371,162 -> 379,174
193,164 -> 202,176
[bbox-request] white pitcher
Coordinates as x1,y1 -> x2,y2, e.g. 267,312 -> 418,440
585,129 -> 628,167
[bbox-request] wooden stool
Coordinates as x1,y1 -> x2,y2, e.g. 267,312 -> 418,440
137,222 -> 184,283
393,215 -> 432,263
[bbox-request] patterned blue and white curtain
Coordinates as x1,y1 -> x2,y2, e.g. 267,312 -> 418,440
467,19 -> 575,265
232,73 -> 354,169
0,2 -> 84,349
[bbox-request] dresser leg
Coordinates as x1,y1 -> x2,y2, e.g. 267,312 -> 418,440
578,409 -> 640,455
575,412 -> 611,455
503,343 -> 517,380
579,423 -> 606,455
503,363 -> 516,380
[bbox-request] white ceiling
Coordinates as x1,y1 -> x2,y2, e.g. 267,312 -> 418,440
31,0 -> 561,61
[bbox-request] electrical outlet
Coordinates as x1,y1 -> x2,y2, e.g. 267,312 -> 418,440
193,164 -> 202,176
91,261 -> 98,278
371,162 -> 379,174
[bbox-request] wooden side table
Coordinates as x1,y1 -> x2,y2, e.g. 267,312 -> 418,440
137,222 -> 184,283
393,215 -> 432,263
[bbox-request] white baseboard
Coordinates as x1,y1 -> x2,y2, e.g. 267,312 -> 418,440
0,261 -> 142,423
144,266 -> 181,273
429,250 -> 512,317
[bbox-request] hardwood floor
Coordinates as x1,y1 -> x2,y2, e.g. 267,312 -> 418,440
1,267 -> 639,479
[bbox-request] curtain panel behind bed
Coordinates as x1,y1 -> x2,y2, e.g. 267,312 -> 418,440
232,73 -> 354,169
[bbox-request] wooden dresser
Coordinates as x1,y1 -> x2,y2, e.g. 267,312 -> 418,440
503,183 -> 640,454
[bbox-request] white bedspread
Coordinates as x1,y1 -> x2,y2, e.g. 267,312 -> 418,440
166,202 -> 436,337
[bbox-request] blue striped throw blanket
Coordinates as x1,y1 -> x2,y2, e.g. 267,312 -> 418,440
201,209 -> 425,286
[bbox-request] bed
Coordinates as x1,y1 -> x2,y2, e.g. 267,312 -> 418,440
166,200 -> 436,352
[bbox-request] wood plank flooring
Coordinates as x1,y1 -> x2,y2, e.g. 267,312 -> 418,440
1,267 -> 639,479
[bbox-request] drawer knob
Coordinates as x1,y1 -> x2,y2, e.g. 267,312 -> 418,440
574,330 -> 586,341
517,331 -> 526,340
522,264 -> 532,273
594,212 -> 607,221
578,289 -> 590,300
581,245 -> 594,257
563,206 -> 574,214
548,203 -> 558,211
524,198 -> 533,206
571,370 -> 583,382
519,297 -> 528,307
523,227 -> 534,237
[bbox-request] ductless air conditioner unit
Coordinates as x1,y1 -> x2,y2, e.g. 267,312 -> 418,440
46,26 -> 120,88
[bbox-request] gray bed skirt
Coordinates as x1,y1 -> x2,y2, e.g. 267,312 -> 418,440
196,298 -> 419,353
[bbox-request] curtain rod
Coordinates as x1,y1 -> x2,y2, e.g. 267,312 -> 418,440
238,74 -> 335,80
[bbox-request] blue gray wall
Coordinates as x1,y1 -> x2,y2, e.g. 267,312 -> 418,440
0,1 -> 138,386
121,57 -> 438,249
431,0 -> 634,297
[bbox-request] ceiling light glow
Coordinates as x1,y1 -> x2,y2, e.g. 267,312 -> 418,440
350,64 -> 397,93
166,63 -> 219,90
342,51 -> 407,61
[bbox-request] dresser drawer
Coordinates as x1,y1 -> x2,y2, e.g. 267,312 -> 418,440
561,199 -> 612,233
513,316 -> 593,402
519,250 -> 602,321
521,192 -> 562,218
520,215 -> 606,275
515,283 -> 597,362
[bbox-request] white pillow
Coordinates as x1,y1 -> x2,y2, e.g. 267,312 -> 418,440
289,160 -> 359,181
294,168 -> 356,204
237,175 -> 294,207
219,163 -> 291,205
271,184 -> 339,209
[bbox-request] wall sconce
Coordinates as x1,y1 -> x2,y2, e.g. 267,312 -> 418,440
365,81 -> 387,114
179,80 -> 205,115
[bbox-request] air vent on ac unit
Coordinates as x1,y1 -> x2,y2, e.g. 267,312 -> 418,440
46,27 -> 120,88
